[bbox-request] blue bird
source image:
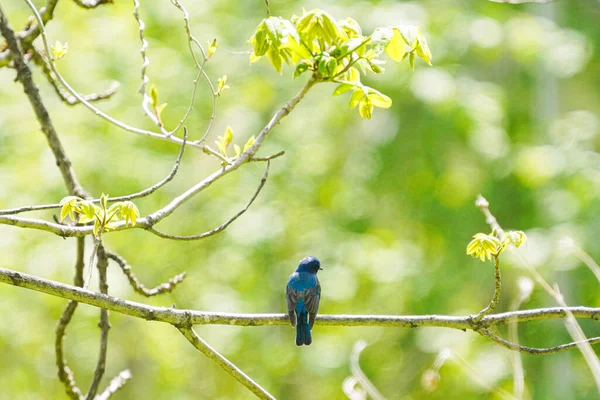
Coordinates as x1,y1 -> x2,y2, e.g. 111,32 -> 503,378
286,256 -> 322,346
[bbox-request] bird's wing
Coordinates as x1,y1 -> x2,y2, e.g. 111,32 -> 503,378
306,277 -> 321,329
286,283 -> 298,327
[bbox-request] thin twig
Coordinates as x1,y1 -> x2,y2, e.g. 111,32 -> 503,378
0,130 -> 187,216
106,252 -> 186,296
472,255 -> 501,322
55,237 -> 85,400
477,194 -> 600,391
95,370 -> 132,400
21,0 -> 200,148
177,326 -> 275,400
32,49 -> 119,105
480,328 -> 600,355
2,266 -> 600,331
84,237 -> 101,290
0,5 -> 87,198
148,161 -> 270,241
86,244 -> 110,400
0,0 -> 59,69
249,151 -> 285,162
0,76 -> 316,235
169,0 -> 217,142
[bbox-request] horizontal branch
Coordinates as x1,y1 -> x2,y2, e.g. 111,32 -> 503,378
148,160 -> 270,241
480,328 -> 600,355
1,266 -> 599,334
0,77 -> 314,237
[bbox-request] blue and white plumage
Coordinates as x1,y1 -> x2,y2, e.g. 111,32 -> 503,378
286,256 -> 322,346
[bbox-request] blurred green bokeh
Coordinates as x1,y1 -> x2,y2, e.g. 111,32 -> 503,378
1,0 -> 600,399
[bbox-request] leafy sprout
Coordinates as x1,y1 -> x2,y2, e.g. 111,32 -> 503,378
59,194 -> 140,238
467,230 -> 528,262
248,8 -> 433,119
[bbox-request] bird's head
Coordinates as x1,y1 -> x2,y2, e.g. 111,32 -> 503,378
296,256 -> 322,274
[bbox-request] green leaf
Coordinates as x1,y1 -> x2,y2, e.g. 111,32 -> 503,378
243,135 -> 256,152
345,67 -> 360,82
207,38 -> 218,59
120,201 -> 140,226
223,126 -> 233,146
100,193 -> 109,210
367,89 -> 392,108
217,75 -> 230,96
332,83 -> 355,96
252,28 -> 269,57
157,103 -> 168,115
349,88 -> 366,108
51,41 -> 68,60
59,196 -> 82,222
285,36 -> 312,59
339,17 -> 362,38
149,84 -> 159,108
358,98 -> 373,119
234,144 -> 242,157
409,51 -> 415,70
293,62 -> 310,79
416,35 -> 433,66
386,28 -> 407,62
93,218 -> 101,237
266,46 -> 283,73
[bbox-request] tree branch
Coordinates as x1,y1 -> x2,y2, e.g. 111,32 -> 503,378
177,326 -> 275,400
0,77 -> 314,236
95,369 -> 132,400
106,252 -> 186,296
2,266 -> 600,333
0,5 -> 87,198
472,255 -> 501,323
148,160 -> 270,241
86,244 -> 110,400
480,328 -> 600,355
55,237 -> 85,400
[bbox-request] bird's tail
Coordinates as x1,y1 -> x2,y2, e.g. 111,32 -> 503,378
295,311 -> 312,346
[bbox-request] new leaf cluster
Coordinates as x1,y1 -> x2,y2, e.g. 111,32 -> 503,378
248,8 -> 433,119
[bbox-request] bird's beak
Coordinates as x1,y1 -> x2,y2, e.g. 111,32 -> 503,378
319,267 -> 323,271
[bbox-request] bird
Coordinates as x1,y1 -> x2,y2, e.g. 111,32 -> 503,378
286,256 -> 322,346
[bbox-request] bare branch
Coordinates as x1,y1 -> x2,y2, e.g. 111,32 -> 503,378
84,238 -> 101,289
0,75 -> 315,236
148,161 -> 270,241
472,255 -> 501,323
169,0 -> 217,142
86,245 -> 110,400
2,266 -> 600,331
249,151 -> 285,162
106,252 -> 186,296
95,370 -> 132,400
21,0 -> 198,148
480,328 -> 600,355
177,326 -> 275,400
0,5 -> 87,198
477,194 -> 600,390
55,237 -> 85,400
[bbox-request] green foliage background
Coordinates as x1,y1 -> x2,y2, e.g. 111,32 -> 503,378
1,0 -> 600,399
